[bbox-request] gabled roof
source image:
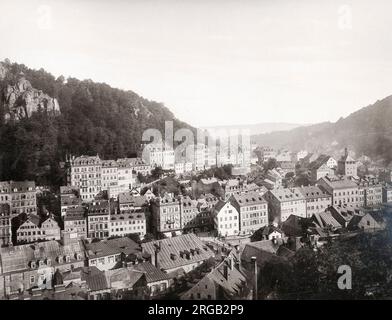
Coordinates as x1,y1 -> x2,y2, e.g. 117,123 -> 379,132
141,234 -> 214,271
81,267 -> 109,292
131,261 -> 171,283
231,191 -> 267,206
296,186 -> 331,200
85,237 -> 140,259
105,267 -> 145,290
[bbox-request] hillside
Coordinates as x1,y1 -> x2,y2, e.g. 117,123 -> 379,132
252,95 -> 392,166
0,59 -> 195,185
203,122 -> 306,136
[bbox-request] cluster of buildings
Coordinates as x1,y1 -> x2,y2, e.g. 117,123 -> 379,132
141,141 -> 252,175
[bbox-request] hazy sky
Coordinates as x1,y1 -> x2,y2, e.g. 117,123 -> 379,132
1,0 -> 392,127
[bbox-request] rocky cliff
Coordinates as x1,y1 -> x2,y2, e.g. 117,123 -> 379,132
1,65 -> 60,121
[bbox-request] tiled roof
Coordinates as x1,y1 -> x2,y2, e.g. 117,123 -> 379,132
0,240 -> 85,274
81,267 -> 109,292
269,188 -> 305,202
231,191 -> 267,206
241,239 -> 285,266
296,186 -> 331,200
131,261 -> 171,283
312,211 -> 342,229
105,267 -> 144,290
118,193 -> 147,206
319,176 -> 358,190
85,237 -> 141,259
141,234 -> 214,271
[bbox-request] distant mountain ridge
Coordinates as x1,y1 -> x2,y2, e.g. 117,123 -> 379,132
203,122 -> 307,136
252,95 -> 392,166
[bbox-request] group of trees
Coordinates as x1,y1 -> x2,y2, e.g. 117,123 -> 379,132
0,60 -> 194,186
260,225 -> 392,299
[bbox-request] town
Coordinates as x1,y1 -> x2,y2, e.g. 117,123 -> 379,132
1,141 -> 392,300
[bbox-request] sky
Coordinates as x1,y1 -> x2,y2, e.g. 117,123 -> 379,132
1,0 -> 392,128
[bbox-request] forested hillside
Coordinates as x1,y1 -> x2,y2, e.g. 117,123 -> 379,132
0,59 -> 195,186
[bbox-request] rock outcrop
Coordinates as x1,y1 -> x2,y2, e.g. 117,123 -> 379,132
0,62 -> 7,80
2,73 -> 60,121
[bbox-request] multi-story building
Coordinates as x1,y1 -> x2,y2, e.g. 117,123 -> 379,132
0,204 -> 11,247
0,181 -> 37,217
213,200 -> 240,237
150,194 -> 181,236
116,159 -> 133,190
87,200 -> 110,239
174,162 -> 193,175
296,186 -> 332,218
142,143 -> 175,170
357,179 -> 383,207
16,215 -> 61,244
0,238 -> 85,297
317,176 -> 364,208
109,210 -> 146,239
66,155 -> 102,202
309,161 -> 334,183
180,196 -> 201,231
101,160 -> 118,190
63,205 -> 87,239
60,186 -> 82,217
231,191 -> 269,236
125,157 -> 151,176
337,148 -> 357,177
382,184 -> 392,203
118,193 -> 148,213
264,188 -> 307,223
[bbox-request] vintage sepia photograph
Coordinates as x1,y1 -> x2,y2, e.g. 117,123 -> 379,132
0,0 -> 392,308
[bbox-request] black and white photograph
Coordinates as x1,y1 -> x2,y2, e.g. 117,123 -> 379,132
1,0 -> 392,308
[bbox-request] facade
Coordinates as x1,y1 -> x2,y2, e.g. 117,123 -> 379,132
118,193 -> 148,212
66,155 -> 102,202
101,160 -> 119,190
174,162 -> 193,175
116,159 -> 133,190
63,206 -> 87,239
297,186 -> 332,218
150,194 -> 181,235
109,211 -> 146,239
60,186 -> 82,217
142,143 -> 175,170
85,237 -> 143,271
0,239 -> 85,298
0,181 -> 37,217
0,204 -> 11,247
16,215 -> 61,244
309,162 -> 334,182
213,201 -> 240,237
231,191 -> 269,235
317,176 -> 364,208
359,180 -> 383,207
337,148 -> 357,177
382,184 -> 392,203
264,188 -> 307,223
87,200 -> 110,239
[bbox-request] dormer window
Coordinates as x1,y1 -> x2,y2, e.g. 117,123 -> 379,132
58,256 -> 63,264
47,258 -> 52,266
65,255 -> 71,263
30,261 -> 36,269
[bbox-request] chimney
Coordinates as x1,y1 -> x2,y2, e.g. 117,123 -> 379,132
251,256 -> 258,300
344,148 -> 348,157
154,242 -> 161,269
223,263 -> 229,280
229,256 -> 234,270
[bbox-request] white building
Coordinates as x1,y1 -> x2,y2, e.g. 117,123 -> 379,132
213,201 -> 240,237
142,143 -> 175,170
66,155 -> 102,202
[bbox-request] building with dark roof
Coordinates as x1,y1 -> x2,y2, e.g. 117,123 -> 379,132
297,185 -> 332,217
64,205 -> 87,239
231,191 -> 268,236
0,180 -> 37,217
141,233 -> 214,273
84,236 -> 144,271
181,251 -> 248,300
0,239 -> 85,298
264,188 -> 306,223
150,194 -> 181,236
